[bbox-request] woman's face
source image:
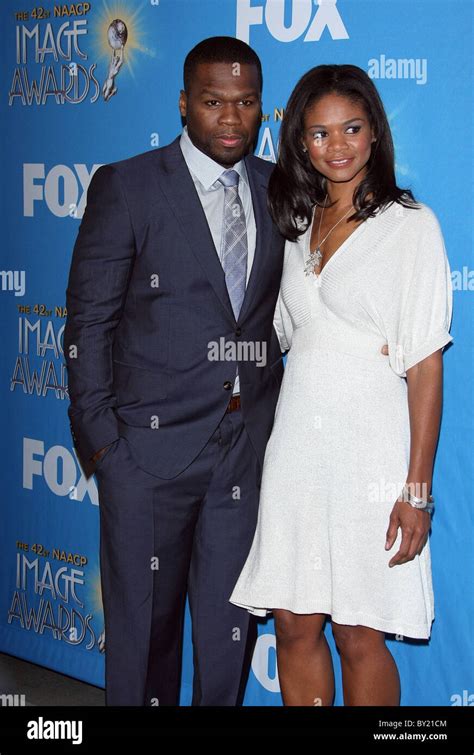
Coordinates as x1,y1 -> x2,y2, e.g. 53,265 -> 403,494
301,93 -> 376,186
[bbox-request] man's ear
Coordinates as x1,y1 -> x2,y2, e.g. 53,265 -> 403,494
179,89 -> 187,117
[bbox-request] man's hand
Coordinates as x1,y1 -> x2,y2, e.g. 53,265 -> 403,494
92,444 -> 113,464
381,344 -> 389,355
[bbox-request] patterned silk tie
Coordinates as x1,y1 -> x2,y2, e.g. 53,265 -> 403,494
217,169 -> 248,319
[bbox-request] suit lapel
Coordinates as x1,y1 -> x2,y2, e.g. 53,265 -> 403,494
238,154 -> 272,324
155,137 -> 272,326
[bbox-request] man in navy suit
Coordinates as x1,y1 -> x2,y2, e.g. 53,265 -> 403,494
64,36 -> 284,706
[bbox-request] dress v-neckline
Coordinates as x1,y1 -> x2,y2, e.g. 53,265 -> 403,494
305,205 -> 368,279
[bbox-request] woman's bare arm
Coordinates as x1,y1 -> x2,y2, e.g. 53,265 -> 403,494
385,349 -> 443,567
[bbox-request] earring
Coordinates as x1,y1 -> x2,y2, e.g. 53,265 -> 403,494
302,146 -> 307,153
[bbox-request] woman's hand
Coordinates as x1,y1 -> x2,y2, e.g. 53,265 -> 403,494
385,497 -> 431,567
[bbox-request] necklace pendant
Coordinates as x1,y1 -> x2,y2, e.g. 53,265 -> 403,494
304,247 -> 323,276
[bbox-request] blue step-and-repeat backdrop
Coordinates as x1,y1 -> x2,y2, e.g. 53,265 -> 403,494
0,0 -> 472,706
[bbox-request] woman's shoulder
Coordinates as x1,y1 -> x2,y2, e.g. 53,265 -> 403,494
375,198 -> 442,234
376,200 -> 449,278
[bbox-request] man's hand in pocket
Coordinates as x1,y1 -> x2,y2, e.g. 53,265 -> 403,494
92,443 -> 113,464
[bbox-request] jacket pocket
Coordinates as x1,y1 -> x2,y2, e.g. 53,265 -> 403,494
113,360 -> 168,400
112,361 -> 169,427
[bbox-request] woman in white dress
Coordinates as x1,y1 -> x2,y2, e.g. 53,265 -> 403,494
229,65 -> 453,706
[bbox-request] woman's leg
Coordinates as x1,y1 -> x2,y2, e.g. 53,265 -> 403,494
331,622 -> 400,705
273,610 -> 334,705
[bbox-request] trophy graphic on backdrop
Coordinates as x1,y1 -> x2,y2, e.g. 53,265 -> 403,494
102,19 -> 128,101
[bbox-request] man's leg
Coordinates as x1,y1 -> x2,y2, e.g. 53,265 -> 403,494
97,436 -> 204,706
143,424 -> 225,706
96,437 -> 158,705
187,410 -> 261,705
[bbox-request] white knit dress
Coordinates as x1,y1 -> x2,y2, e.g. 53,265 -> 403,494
229,201 -> 453,639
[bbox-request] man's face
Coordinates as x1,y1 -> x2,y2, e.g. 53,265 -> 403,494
179,62 -> 262,167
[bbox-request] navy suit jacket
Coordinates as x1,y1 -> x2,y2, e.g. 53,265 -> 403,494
64,136 -> 285,479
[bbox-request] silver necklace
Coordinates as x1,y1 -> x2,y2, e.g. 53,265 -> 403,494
304,195 -> 354,277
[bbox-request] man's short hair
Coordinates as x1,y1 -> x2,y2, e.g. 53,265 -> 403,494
183,36 -> 263,93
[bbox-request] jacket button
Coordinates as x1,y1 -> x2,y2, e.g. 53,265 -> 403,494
223,381 -> 233,391
235,327 -> 242,337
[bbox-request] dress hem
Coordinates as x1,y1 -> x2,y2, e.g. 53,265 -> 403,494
229,598 -> 433,640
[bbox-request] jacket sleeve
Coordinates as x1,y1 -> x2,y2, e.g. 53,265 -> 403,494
63,164 -> 136,464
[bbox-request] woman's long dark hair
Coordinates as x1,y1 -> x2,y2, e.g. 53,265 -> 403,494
268,64 -> 418,240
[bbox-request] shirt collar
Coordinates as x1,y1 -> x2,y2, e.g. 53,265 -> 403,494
179,125 -> 249,191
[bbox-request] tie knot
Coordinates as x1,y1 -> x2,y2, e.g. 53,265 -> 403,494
218,169 -> 239,188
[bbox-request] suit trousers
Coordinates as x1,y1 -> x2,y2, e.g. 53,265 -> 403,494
94,407 -> 261,705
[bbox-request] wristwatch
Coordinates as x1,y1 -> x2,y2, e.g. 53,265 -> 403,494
401,484 -> 434,515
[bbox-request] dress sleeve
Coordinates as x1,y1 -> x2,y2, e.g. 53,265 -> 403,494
386,207 -> 453,378
273,288 -> 293,353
